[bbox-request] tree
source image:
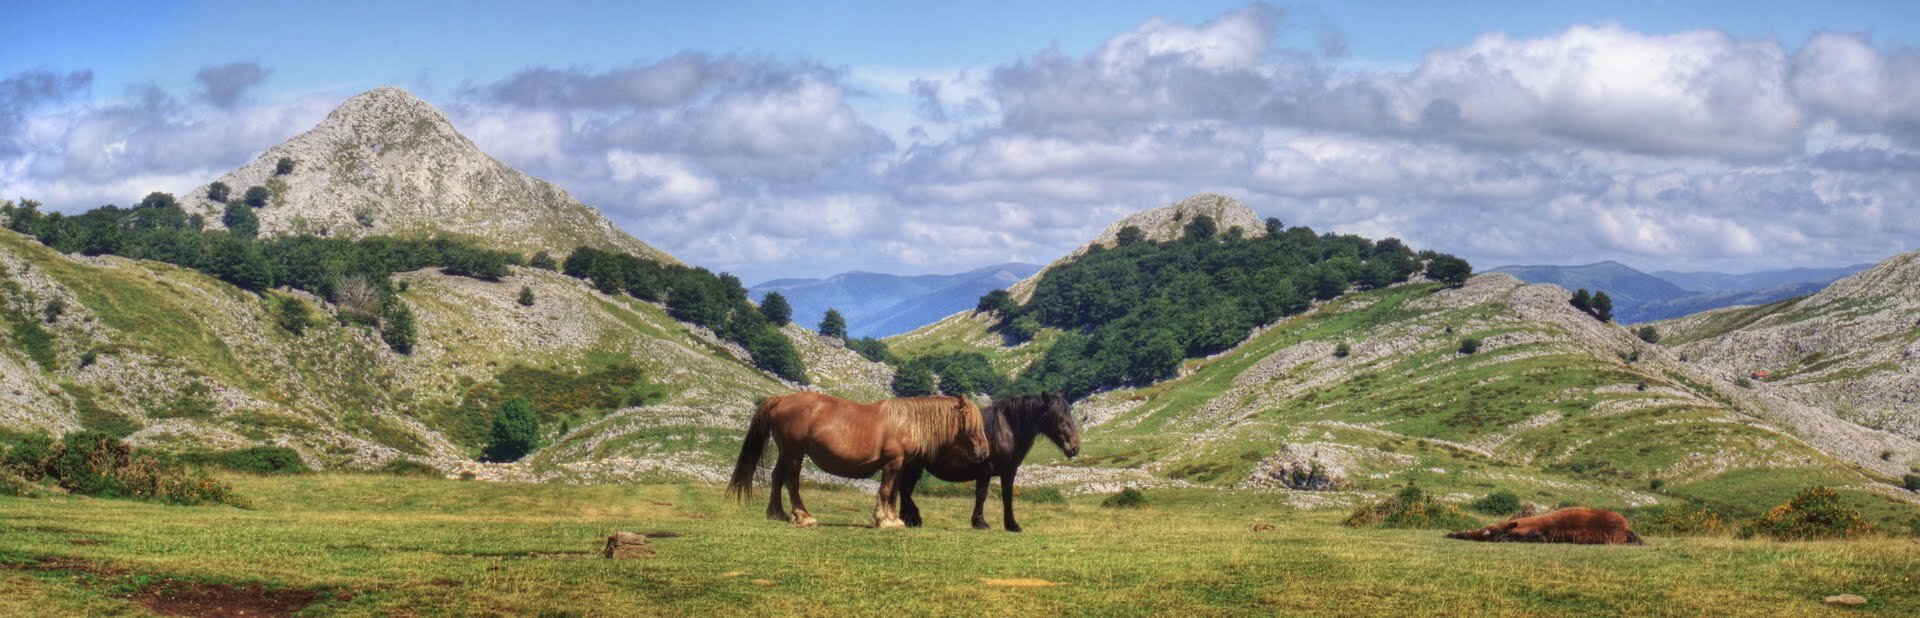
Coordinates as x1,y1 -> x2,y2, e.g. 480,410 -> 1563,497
1334,341 -> 1351,358
1115,225 -> 1145,246
275,157 -> 295,175
1592,291 -> 1614,323
759,291 -> 792,326
1425,254 -> 1473,287
483,397 -> 540,462
819,308 -> 847,340
1458,337 -> 1482,354
891,362 -> 936,397
1264,217 -> 1284,236
243,186 -> 270,208
528,251 -> 557,271
1184,214 -> 1218,241
1571,289 -> 1593,314
207,182 -> 230,202
976,289 -> 1014,315
275,296 -> 311,336
1635,325 -> 1660,344
518,286 -> 535,307
222,201 -> 258,238
382,301 -> 417,354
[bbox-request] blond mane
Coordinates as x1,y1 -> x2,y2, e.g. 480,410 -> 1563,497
878,395 -> 983,458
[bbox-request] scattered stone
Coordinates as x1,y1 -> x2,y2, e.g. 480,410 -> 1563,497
602,532 -> 654,560
1823,594 -> 1867,607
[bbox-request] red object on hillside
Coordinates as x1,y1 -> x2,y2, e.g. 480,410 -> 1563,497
1750,370 -> 1772,381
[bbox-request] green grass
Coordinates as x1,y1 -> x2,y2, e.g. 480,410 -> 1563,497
0,474 -> 1914,616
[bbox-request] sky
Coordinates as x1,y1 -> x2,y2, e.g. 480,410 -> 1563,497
4,1 -> 1919,283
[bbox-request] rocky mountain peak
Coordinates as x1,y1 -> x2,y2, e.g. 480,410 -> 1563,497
1008,193 -> 1268,301
187,87 -> 675,263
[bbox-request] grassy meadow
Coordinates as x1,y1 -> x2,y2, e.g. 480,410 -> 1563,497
1,474 -> 1916,616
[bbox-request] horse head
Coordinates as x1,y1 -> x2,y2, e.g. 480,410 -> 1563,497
954,395 -> 990,463
1042,392 -> 1080,458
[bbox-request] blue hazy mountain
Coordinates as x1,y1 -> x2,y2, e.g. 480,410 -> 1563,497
750,263 -> 1043,338
1489,261 -> 1869,323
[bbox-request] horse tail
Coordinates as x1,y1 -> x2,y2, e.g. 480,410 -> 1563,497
727,396 -> 778,501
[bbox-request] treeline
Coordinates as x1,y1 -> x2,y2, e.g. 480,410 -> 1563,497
561,247 -> 808,384
1,194 -> 528,353
977,215 -> 1470,399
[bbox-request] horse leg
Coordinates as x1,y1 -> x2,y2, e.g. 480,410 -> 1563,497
783,455 -> 816,527
764,456 -> 790,522
970,476 -> 991,530
875,464 -> 905,529
898,467 -> 924,528
1000,471 -> 1022,532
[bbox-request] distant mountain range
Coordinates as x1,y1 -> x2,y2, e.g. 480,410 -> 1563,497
1489,261 -> 1868,323
749,263 -> 1043,338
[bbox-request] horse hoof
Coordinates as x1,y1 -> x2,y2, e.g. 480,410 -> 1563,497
792,514 -> 818,527
876,518 -> 906,529
972,522 -> 990,531
1005,525 -> 1023,533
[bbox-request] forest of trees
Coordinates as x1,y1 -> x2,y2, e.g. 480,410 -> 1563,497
0,194 -> 532,354
974,215 -> 1469,399
561,246 -> 808,384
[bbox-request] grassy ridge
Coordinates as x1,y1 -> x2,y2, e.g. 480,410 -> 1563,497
1,475 -> 1915,616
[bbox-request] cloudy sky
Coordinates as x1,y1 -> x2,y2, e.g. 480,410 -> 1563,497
4,1 -> 1918,283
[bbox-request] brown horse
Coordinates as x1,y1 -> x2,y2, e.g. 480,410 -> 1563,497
727,392 -> 990,528
1445,507 -> 1645,545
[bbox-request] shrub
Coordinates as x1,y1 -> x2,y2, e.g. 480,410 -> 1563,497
976,289 -> 1014,316
378,459 -> 441,478
1743,486 -> 1873,541
1635,326 -> 1661,344
528,251 -> 557,271
381,302 -> 417,354
52,430 -> 133,496
1468,490 -> 1521,515
1333,341 -> 1351,358
1458,338 -> 1481,355
483,397 -> 541,462
2,432 -> 56,481
275,157 -> 295,175
1649,478 -> 1666,491
42,297 -> 64,323
206,181 -> 230,202
0,470 -> 43,497
1734,377 -> 1753,388
1022,487 -> 1066,504
167,446 -> 309,475
243,186 -> 270,208
1879,450 -> 1893,461
275,295 -> 311,336
1101,487 -> 1148,509
1345,484 -> 1479,530
891,362 -> 937,397
1902,474 -> 1919,492
518,286 -> 535,307
1630,502 -> 1729,536
846,337 -> 894,364
223,201 -> 258,238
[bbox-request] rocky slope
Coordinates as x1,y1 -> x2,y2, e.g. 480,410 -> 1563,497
184,87 -> 673,263
1654,250 -> 1920,440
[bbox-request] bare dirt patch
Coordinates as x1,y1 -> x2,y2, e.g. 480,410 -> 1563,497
981,578 -> 1063,587
131,581 -> 322,618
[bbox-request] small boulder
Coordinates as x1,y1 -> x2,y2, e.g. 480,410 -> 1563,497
603,532 -> 654,560
1823,594 -> 1867,607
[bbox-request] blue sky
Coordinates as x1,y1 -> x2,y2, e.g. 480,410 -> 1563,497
4,1 -> 1919,282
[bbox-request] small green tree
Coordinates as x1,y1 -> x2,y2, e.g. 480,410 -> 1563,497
1635,325 -> 1661,344
1571,289 -> 1593,314
1458,337 -> 1482,354
517,286 -> 535,307
1592,291 -> 1615,323
760,291 -> 792,326
275,157 -> 295,175
382,301 -> 417,354
275,296 -> 311,336
1115,225 -> 1145,246
1334,341 -> 1351,358
1904,474 -> 1920,492
222,201 -> 258,238
483,397 -> 540,462
528,251 -> 557,271
206,181 -> 230,202
1425,254 -> 1473,287
891,361 -> 936,397
1184,214 -> 1218,240
243,186 -> 270,208
976,289 -> 1014,315
819,308 -> 848,340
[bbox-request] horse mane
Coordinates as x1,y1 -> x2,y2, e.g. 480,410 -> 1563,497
879,395 -> 982,458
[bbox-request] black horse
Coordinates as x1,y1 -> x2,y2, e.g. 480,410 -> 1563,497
898,392 -> 1080,532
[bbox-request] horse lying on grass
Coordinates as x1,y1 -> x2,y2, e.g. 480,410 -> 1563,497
897,392 -> 1080,532
727,392 -> 989,528
1446,507 -> 1645,545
